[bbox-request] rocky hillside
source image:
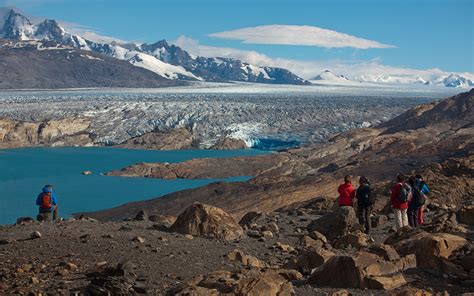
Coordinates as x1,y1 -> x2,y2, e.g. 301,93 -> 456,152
0,40 -> 181,89
88,89 -> 474,221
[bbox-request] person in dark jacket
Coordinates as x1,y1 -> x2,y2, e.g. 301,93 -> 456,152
415,174 -> 430,225
338,175 -> 355,207
36,185 -> 58,221
355,176 -> 373,234
407,177 -> 421,228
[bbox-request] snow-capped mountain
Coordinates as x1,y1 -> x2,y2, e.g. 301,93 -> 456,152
0,8 -> 310,86
311,70 -> 349,82
354,73 -> 474,88
438,73 -> 474,88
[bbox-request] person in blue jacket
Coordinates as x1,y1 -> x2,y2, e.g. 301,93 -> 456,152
415,174 -> 430,225
36,185 -> 59,221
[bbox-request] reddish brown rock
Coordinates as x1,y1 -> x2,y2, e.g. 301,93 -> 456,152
172,269 -> 295,295
169,203 -> 244,241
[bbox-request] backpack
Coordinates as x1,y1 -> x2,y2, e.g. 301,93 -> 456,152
398,183 -> 411,203
413,188 -> 426,207
358,184 -> 375,206
40,192 -> 52,210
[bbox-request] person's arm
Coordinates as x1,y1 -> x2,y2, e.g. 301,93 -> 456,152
390,184 -> 399,203
421,184 -> 430,194
350,187 -> 356,199
51,193 -> 57,206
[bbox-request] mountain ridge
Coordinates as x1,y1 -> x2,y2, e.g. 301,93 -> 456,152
0,8 -> 310,88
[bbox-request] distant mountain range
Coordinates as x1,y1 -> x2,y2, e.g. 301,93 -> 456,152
311,69 -> 474,88
0,8 -> 309,88
0,7 -> 472,89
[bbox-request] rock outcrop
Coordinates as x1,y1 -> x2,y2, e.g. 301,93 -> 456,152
0,118 -> 93,148
169,203 -> 244,241
117,128 -> 197,150
386,231 -> 467,274
172,269 -> 295,296
307,206 -> 356,240
210,137 -> 248,150
307,252 -> 416,290
106,154 -> 284,179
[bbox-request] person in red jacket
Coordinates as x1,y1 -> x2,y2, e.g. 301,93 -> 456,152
338,175 -> 355,207
390,173 -> 410,230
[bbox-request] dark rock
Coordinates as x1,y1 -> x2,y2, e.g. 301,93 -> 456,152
134,210 -> 148,221
16,217 -> 34,224
307,206 -> 356,240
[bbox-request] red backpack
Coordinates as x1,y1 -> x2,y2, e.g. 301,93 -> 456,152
40,192 -> 52,210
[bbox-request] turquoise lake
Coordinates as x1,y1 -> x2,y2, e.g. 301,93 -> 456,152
0,147 -> 267,225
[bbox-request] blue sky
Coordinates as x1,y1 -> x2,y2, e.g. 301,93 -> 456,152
1,0 -> 473,76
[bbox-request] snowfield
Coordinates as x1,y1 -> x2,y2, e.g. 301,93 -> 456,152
0,83 -> 462,148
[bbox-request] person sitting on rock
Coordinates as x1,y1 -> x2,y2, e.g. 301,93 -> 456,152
338,175 -> 355,207
415,174 -> 430,225
36,184 -> 58,222
407,176 -> 423,228
355,176 -> 374,234
390,173 -> 410,230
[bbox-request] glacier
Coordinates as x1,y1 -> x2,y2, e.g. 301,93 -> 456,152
0,83 -> 460,149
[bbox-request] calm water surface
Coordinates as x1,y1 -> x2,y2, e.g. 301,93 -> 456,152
0,147 -> 267,224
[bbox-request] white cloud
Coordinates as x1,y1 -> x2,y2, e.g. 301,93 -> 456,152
209,25 -> 395,49
172,35 -> 474,82
60,21 -> 128,44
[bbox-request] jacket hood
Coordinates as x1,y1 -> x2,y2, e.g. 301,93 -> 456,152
42,186 -> 53,193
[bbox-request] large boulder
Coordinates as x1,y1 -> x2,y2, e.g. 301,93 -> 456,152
457,205 -> 474,225
367,244 -> 400,261
169,203 -> 244,241
387,232 -> 467,274
307,252 -> 416,290
172,269 -> 295,296
334,231 -> 368,250
226,249 -> 267,269
285,245 -> 335,272
307,206 -> 356,240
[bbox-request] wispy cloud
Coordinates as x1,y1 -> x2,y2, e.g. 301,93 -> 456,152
209,25 -> 395,49
172,35 -> 473,81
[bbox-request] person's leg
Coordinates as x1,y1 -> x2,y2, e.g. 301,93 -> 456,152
418,206 -> 423,225
358,206 -> 365,226
365,206 -> 371,233
53,205 -> 58,221
412,207 -> 419,228
394,209 -> 402,230
407,208 -> 414,227
401,209 -> 409,227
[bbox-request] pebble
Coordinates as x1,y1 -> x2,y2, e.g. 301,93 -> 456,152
30,231 -> 42,239
184,234 -> 194,240
133,236 -> 145,244
30,277 -> 40,284
95,261 -> 107,269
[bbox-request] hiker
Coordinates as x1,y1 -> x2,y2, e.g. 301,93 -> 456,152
338,175 -> 355,207
36,184 -> 58,221
390,173 -> 410,230
415,174 -> 430,225
355,176 -> 374,234
407,176 -> 425,228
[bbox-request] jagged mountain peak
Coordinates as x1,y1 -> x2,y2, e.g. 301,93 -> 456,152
34,19 -> 65,40
0,8 -> 33,40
